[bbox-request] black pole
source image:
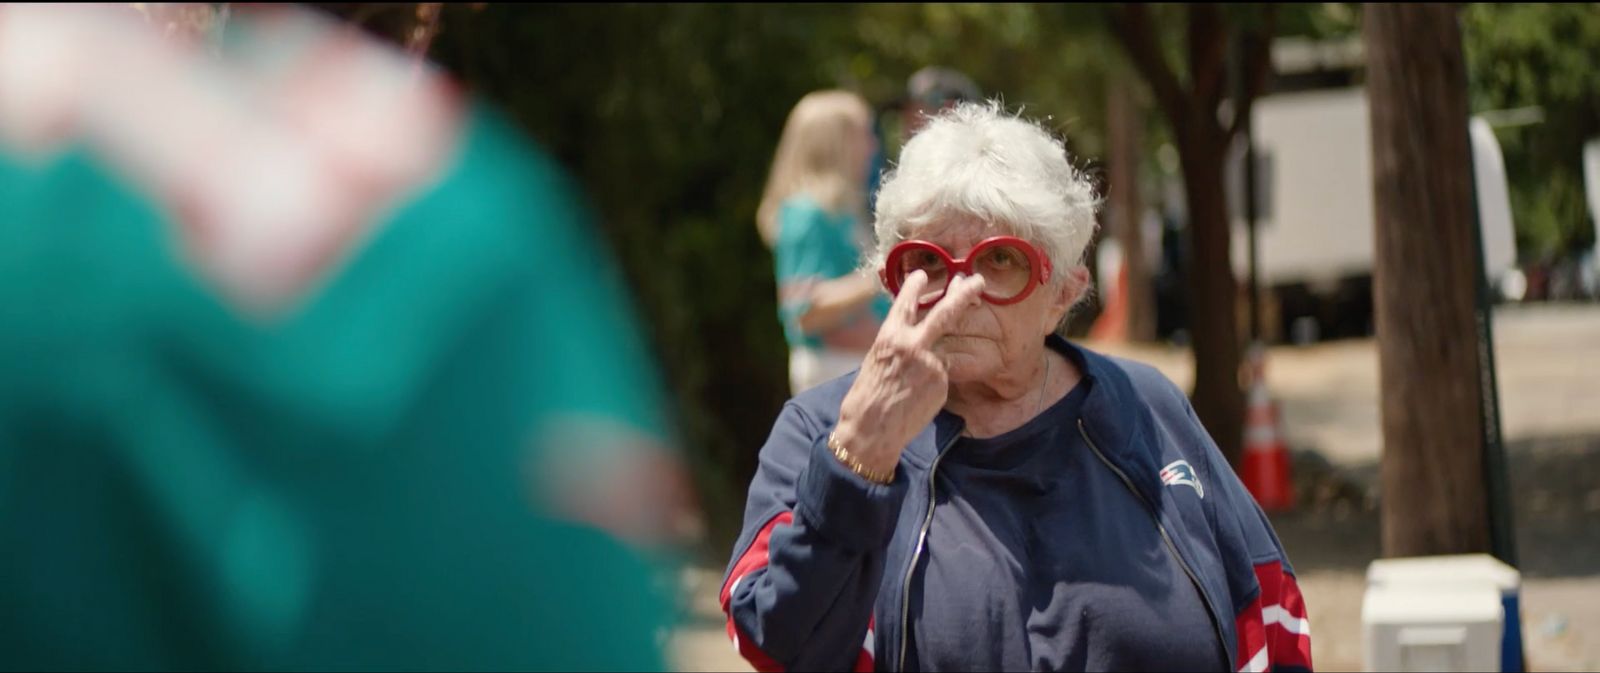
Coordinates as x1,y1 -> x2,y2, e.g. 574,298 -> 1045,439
1465,129 -> 1517,569
1234,32 -> 1262,343
1454,46 -> 1516,574
1244,63 -> 1261,343
1474,193 -> 1516,570
1460,62 -> 1525,673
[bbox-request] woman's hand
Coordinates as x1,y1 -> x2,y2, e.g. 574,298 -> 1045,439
831,271 -> 986,476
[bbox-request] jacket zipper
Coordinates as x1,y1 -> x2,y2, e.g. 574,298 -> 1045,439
1077,418 -> 1231,670
897,428 -> 963,673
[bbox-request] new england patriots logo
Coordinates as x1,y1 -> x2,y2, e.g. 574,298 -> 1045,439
1160,460 -> 1204,499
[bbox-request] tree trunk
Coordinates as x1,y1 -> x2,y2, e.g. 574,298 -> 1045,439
1365,3 -> 1492,558
1178,118 -> 1245,466
1107,80 -> 1157,342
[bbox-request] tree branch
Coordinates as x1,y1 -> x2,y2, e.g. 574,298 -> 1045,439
1227,6 -> 1277,142
1109,4 -> 1191,128
1190,3 -> 1229,115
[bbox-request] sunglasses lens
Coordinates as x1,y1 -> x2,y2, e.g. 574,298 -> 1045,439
896,249 -> 950,304
973,243 -> 1033,300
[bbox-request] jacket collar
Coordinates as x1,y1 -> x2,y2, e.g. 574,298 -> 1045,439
1053,335 -> 1166,505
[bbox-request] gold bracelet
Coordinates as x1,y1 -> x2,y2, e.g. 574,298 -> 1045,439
828,432 -> 893,485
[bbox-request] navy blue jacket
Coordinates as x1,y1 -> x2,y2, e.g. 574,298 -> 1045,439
721,337 -> 1312,672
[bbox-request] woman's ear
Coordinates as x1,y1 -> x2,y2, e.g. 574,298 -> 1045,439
1040,266 -> 1090,336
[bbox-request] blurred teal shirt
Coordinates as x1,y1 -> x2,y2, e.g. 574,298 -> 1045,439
773,196 -> 891,351
0,103 -> 683,672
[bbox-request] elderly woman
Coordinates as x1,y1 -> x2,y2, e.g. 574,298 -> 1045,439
720,102 -> 1312,672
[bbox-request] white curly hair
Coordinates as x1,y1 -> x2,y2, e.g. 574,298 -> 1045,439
870,100 -> 1100,292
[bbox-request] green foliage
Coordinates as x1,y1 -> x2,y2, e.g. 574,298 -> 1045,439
1272,2 -> 1361,39
1463,3 -> 1600,259
841,4 -> 1116,157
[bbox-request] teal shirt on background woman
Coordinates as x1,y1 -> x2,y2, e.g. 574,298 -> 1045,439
773,196 -> 891,352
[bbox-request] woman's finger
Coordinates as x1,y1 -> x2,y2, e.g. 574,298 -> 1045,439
916,274 -> 986,347
889,269 -> 929,327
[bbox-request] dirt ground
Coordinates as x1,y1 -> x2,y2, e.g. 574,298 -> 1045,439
670,303 -> 1600,672
1270,429 -> 1600,671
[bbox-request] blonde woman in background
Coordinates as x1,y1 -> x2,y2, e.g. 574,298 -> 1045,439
758,90 -> 889,394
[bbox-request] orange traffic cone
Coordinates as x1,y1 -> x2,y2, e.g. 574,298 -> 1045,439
1089,262 -> 1129,342
1240,343 -> 1295,511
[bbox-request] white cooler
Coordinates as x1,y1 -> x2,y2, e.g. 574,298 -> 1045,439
1366,554 -> 1525,671
1363,554 -> 1514,672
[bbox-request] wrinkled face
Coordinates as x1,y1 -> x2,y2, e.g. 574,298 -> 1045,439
902,217 -> 1083,383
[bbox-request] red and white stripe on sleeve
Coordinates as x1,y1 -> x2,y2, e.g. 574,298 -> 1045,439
718,511 -> 876,673
854,616 -> 875,673
720,512 -> 793,672
1234,560 -> 1312,673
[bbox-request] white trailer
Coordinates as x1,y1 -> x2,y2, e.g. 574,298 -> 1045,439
1224,86 -> 1520,342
